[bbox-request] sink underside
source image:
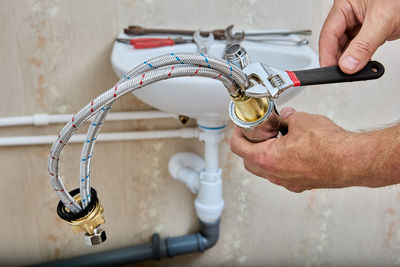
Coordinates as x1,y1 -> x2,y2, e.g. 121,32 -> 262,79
111,33 -> 319,124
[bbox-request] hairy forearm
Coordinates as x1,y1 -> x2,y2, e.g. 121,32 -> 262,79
340,123 -> 400,187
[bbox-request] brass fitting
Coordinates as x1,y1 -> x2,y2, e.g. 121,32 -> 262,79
66,194 -> 105,235
231,94 -> 270,123
57,188 -> 106,246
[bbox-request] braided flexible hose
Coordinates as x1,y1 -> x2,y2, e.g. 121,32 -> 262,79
48,52 -> 246,213
79,52 -> 246,208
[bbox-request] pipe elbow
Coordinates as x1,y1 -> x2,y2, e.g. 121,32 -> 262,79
168,152 -> 204,193
200,218 -> 220,250
200,232 -> 218,250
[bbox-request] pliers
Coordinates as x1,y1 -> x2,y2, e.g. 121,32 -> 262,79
116,37 -> 193,49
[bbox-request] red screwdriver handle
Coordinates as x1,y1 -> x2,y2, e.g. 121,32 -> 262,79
130,38 -> 175,49
129,38 -> 167,45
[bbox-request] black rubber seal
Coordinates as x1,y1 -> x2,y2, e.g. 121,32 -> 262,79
152,233 -> 161,261
57,187 -> 98,222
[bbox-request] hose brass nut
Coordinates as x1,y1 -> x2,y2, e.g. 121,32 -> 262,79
57,188 -> 106,245
65,198 -> 105,235
84,226 -> 107,246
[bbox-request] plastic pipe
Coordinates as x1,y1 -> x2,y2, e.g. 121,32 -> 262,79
0,111 -> 177,127
168,152 -> 205,193
204,141 -> 219,173
36,219 -> 220,267
195,170 -> 224,223
0,128 -> 199,146
194,126 -> 225,223
198,127 -> 225,178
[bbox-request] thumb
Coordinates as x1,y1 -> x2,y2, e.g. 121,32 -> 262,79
280,107 -> 296,119
339,21 -> 387,74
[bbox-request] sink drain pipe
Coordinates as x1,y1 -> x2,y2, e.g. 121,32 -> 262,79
38,124 -> 225,266
44,53 -> 238,265
37,218 -> 220,267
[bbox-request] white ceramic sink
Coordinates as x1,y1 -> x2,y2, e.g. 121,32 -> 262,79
111,33 -> 318,126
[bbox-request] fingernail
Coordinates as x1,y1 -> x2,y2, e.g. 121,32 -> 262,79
280,107 -> 296,119
341,56 -> 359,71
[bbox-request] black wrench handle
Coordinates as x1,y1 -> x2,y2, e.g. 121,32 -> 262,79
288,61 -> 384,86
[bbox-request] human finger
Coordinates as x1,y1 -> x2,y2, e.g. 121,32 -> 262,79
230,126 -> 256,158
339,10 -> 391,73
319,2 -> 349,67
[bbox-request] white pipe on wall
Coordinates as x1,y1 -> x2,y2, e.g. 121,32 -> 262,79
0,111 -> 177,127
0,128 -> 199,146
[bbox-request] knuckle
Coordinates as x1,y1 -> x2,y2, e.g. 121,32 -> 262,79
287,186 -> 305,193
253,151 -> 273,170
319,28 -> 333,42
351,39 -> 374,56
243,160 -> 251,172
269,178 -> 286,187
229,140 -> 237,154
285,111 -> 304,126
373,6 -> 391,21
284,113 -> 296,125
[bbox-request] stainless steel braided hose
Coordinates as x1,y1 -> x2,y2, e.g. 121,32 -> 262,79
48,52 -> 246,213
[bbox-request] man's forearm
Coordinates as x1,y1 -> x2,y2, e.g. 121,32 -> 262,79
341,123 -> 400,188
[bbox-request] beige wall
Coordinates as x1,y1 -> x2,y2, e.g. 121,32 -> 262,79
1,0 -> 400,265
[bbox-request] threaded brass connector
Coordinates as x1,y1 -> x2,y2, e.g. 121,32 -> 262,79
66,194 -> 105,235
231,94 -> 270,123
57,188 -> 106,246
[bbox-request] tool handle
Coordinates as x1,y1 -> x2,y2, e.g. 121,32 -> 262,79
131,38 -> 175,49
124,26 -> 226,40
129,38 -> 168,45
126,26 -> 195,36
288,61 -> 384,87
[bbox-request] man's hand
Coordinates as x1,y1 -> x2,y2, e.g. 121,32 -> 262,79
230,108 -> 350,192
230,0 -> 400,192
230,108 -> 400,192
319,0 -> 400,73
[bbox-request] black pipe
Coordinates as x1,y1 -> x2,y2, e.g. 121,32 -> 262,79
35,218 -> 220,267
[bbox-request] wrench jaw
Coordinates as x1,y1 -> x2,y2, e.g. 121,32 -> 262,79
242,62 -> 295,99
224,25 -> 245,46
193,31 -> 215,54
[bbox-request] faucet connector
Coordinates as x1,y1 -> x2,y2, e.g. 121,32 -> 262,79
225,43 -> 250,69
57,188 -> 106,246
232,96 -> 270,123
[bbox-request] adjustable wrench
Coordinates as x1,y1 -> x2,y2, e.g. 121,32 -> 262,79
232,60 -> 385,142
